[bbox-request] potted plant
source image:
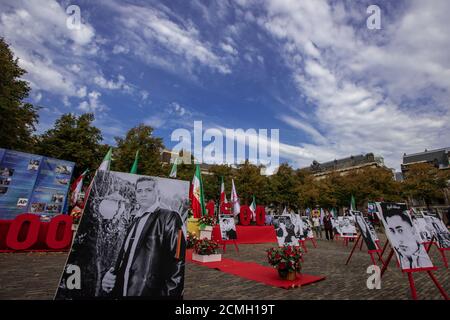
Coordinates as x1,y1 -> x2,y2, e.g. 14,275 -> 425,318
186,231 -> 198,249
198,215 -> 216,240
192,238 -> 221,263
266,246 -> 303,281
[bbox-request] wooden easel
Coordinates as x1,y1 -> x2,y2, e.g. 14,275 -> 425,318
380,247 -> 448,300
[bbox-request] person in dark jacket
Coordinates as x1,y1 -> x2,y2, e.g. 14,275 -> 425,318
323,212 -> 334,240
101,177 -> 185,298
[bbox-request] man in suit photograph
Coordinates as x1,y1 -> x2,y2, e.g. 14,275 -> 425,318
101,177 -> 186,298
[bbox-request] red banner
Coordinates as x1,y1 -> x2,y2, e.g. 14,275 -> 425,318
0,213 -> 73,251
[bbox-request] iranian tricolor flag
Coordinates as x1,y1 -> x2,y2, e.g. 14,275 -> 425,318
191,164 -> 206,218
70,169 -> 88,206
220,176 -> 227,205
250,195 -> 256,221
230,179 -> 240,216
98,147 -> 112,171
83,148 -> 112,208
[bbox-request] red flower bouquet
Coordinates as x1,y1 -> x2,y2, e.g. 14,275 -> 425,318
194,238 -> 219,255
266,245 -> 302,273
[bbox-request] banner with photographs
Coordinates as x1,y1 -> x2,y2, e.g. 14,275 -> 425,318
352,211 -> 377,251
273,215 -> 300,246
376,202 -> 434,271
333,216 -> 357,237
365,217 -> 379,241
289,213 -> 305,240
219,215 -> 237,240
55,170 -> 190,299
423,213 -> 450,249
409,210 -> 433,243
301,216 -> 314,239
0,148 -> 74,220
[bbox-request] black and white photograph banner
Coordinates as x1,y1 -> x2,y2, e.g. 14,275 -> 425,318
273,215 -> 300,247
352,211 -> 377,251
377,202 -> 434,271
55,170 -> 190,299
219,215 -> 237,240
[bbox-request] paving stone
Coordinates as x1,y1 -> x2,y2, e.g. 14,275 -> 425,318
0,235 -> 448,300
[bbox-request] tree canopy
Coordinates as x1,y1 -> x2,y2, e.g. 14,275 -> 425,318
0,38 -> 39,151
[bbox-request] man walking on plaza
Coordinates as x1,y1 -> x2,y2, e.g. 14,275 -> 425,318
312,214 -> 322,239
323,212 -> 333,240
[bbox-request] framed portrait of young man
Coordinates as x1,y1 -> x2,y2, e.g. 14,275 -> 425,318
376,202 -> 434,271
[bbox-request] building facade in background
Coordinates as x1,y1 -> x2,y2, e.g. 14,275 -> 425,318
301,153 -> 392,180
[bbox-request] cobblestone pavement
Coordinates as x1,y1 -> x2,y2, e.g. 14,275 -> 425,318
0,235 -> 448,300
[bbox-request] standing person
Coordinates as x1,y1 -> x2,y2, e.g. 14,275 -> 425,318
323,212 -> 334,240
312,215 -> 322,239
101,177 -> 185,298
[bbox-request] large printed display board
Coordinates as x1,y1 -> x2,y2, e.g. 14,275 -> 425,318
55,170 -> 189,299
0,148 -> 74,220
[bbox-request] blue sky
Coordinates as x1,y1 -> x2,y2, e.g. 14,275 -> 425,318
1,0 -> 449,171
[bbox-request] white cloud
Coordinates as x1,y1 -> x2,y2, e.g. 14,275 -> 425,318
76,86 -> 87,98
145,115 -> 166,129
112,44 -> 129,54
110,2 -> 232,75
78,91 -> 104,112
33,92 -> 42,103
94,74 -> 131,92
0,0 -> 98,97
247,0 -> 450,169
170,102 -> 186,116
140,90 -> 149,101
220,42 -> 238,55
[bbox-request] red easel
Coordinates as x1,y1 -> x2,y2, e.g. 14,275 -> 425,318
299,239 -> 308,253
425,235 -> 449,268
307,237 -> 317,248
380,247 -> 448,300
221,239 -> 239,254
345,234 -> 385,267
342,235 -> 358,247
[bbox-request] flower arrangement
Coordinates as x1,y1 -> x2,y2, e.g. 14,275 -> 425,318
194,238 -> 220,255
186,231 -> 198,249
266,246 -> 302,273
70,208 -> 83,225
198,215 -> 216,229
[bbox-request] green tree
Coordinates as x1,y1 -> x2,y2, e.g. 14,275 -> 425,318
112,124 -> 164,176
234,160 -> 269,205
0,38 -> 39,151
35,113 -> 105,177
269,163 -> 299,210
402,163 -> 449,208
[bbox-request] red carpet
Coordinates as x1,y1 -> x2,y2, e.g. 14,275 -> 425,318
212,225 -> 276,244
186,249 -> 325,289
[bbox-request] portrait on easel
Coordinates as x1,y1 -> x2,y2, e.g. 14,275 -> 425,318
219,215 -> 237,240
352,211 -> 377,251
376,202 -> 434,271
273,215 -> 299,247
